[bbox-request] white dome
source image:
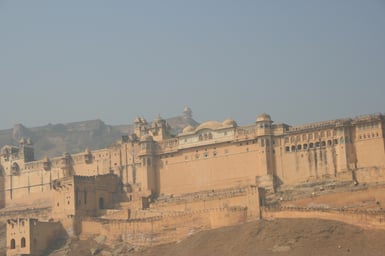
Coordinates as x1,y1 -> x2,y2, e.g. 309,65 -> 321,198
223,118 -> 237,127
256,113 -> 272,122
183,125 -> 195,133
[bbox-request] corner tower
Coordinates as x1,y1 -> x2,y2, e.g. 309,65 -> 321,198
255,113 -> 275,192
136,135 -> 157,197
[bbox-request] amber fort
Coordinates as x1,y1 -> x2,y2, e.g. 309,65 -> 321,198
2,109 -> 385,255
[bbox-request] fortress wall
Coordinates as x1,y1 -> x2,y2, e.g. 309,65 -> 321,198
69,146 -> 126,177
72,149 -> 111,176
2,113 -> 385,210
157,142 -> 261,196
0,178 -> 4,208
100,209 -> 131,220
151,187 -> 259,216
275,145 -> 339,185
353,119 -> 385,168
271,123 -> 385,186
355,137 -> 385,168
335,171 -> 353,181
355,167 -> 385,183
81,206 -> 251,246
0,207 -> 51,223
264,208 -> 385,230
209,207 -> 248,228
81,186 -> 259,245
72,161 -> 99,176
6,191 -> 52,209
29,220 -> 66,256
3,168 -> 64,207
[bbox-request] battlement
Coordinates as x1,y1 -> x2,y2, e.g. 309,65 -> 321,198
287,118 -> 352,133
154,186 -> 250,206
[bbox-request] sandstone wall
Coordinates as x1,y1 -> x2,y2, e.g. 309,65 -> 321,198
81,207 -> 249,246
264,207 -> 385,230
156,142 -> 261,196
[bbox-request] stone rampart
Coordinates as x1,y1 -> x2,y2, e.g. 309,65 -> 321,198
0,207 -> 51,222
80,206 -> 249,246
264,206 -> 385,230
355,167 -> 385,183
81,186 -> 260,246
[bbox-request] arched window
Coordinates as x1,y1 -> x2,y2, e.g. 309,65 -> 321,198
10,239 -> 15,249
99,197 -> 104,209
84,190 -> 87,205
21,237 -> 26,248
75,188 -> 80,206
11,163 -> 20,175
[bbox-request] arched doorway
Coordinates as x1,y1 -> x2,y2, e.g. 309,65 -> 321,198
10,239 -> 15,249
99,197 -> 104,209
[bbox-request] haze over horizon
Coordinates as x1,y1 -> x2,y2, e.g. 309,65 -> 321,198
1,1 -> 384,130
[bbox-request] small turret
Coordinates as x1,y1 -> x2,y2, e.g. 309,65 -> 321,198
183,106 -> 192,119
150,114 -> 171,141
43,156 -> 51,171
19,137 -> 34,162
256,113 -> 273,136
134,116 -> 148,137
256,113 -> 272,127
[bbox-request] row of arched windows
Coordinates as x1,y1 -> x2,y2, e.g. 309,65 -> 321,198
357,122 -> 379,130
284,130 -> 335,144
358,132 -> 379,140
286,139 -> 337,153
75,188 -> 88,207
10,237 -> 26,249
198,133 -> 213,141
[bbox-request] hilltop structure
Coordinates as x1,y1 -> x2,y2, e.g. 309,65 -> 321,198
1,111 -> 384,206
2,110 -> 385,254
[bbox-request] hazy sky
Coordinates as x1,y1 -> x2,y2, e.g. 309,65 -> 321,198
1,1 -> 384,130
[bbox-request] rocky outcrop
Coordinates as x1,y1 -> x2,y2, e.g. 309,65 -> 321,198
0,114 -> 199,159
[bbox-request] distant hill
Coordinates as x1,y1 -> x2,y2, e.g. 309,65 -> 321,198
0,110 -> 199,159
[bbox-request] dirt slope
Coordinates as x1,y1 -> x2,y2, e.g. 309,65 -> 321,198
131,218 -> 384,256
47,218 -> 385,256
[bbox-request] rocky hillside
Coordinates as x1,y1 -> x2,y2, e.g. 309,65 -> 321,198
0,114 -> 198,159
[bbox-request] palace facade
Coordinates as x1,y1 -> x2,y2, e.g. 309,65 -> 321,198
1,112 -> 385,208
